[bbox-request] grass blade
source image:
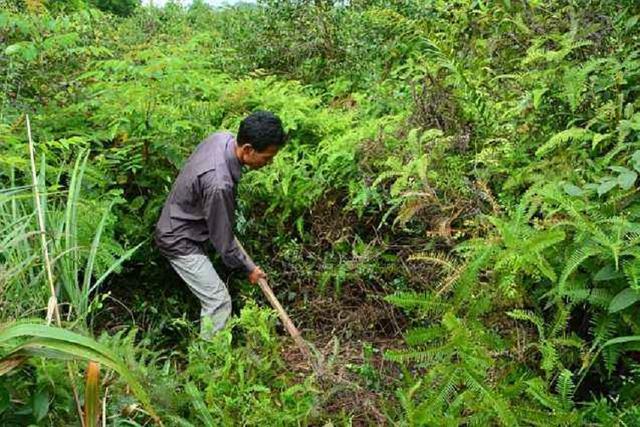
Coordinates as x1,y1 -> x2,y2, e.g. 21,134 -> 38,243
185,382 -> 215,427
89,242 -> 144,294
82,200 -> 115,315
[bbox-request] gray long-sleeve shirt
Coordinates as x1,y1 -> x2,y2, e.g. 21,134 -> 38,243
154,132 -> 256,273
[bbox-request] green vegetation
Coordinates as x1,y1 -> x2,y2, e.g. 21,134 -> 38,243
2,0 -> 640,425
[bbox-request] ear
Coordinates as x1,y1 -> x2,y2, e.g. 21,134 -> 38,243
239,143 -> 255,155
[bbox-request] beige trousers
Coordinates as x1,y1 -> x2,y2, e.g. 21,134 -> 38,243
168,254 -> 231,340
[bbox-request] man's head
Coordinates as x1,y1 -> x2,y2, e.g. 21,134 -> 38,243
236,111 -> 286,169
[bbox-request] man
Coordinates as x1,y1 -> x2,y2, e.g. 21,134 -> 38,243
154,111 -> 286,339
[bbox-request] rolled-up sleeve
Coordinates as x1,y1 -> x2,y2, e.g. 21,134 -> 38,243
201,181 -> 256,273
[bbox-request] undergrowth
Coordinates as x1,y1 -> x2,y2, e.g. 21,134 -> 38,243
2,0 -> 640,425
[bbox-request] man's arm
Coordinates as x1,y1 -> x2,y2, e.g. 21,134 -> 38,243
201,183 -> 256,274
234,236 -> 267,284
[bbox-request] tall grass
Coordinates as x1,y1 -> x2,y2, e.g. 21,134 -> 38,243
0,118 -> 156,424
1,149 -> 142,324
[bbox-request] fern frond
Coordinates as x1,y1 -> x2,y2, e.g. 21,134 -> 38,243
550,335 -> 584,350
414,369 -> 460,414
555,369 -> 575,408
456,244 -> 497,288
562,287 -> 611,308
435,264 -> 464,296
540,341 -> 559,373
536,127 -> 591,157
549,303 -> 571,339
435,370 -> 460,407
404,325 -> 446,347
461,370 -> 519,426
558,244 -> 603,294
561,59 -> 605,112
384,291 -> 448,313
602,345 -> 622,375
524,229 -> 566,254
384,341 -> 454,364
525,377 -> 562,411
589,313 -> 618,348
623,259 -> 640,289
533,254 -> 558,283
408,251 -> 456,271
507,309 -> 544,338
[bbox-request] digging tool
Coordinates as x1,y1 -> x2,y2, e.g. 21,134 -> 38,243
257,278 -> 323,375
234,239 -> 323,374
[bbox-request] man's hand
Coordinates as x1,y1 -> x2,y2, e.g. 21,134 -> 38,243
248,266 -> 267,284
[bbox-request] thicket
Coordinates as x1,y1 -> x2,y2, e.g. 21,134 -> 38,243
1,0 -> 640,425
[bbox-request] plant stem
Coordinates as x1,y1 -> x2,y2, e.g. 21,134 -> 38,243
26,114 -> 87,427
26,114 -> 59,325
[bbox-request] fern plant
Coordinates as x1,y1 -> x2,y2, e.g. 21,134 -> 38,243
507,308 -> 583,378
386,312 -> 517,426
533,183 -> 640,376
445,193 -> 565,303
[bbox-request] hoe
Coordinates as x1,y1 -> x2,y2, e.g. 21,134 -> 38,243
257,278 -> 324,376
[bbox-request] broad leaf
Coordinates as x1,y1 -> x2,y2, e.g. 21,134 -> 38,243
563,183 -> 583,196
0,322 -> 159,422
597,179 -> 617,196
631,150 -> 640,172
32,390 -> 49,422
608,288 -> 640,313
594,264 -> 623,281
617,170 -> 637,190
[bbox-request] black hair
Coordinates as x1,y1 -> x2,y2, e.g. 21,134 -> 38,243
237,111 -> 286,152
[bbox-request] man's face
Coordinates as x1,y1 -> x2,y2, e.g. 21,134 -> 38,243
240,144 -> 280,169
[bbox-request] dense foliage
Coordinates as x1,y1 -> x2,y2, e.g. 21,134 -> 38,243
1,0 -> 640,425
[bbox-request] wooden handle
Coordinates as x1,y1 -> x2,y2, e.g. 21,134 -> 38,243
257,278 -> 312,361
234,239 -> 318,372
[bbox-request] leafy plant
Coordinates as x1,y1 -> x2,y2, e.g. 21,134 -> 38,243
0,321 -> 159,422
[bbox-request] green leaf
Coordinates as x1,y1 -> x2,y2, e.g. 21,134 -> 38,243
83,200 -> 116,306
4,43 -> 22,56
0,322 -> 159,422
563,183 -> 583,196
609,288 -> 640,313
609,166 -> 632,173
0,385 -> 9,414
42,32 -> 79,51
624,103 -> 635,119
631,150 -> 640,173
536,127 -> 590,157
602,335 -> 640,348
89,242 -> 144,294
594,264 -> 623,281
555,369 -> 575,405
130,196 -> 145,211
185,383 -> 216,427
532,88 -> 547,109
618,170 -> 637,190
591,132 -> 611,149
32,390 -> 49,422
4,42 -> 38,61
597,179 -> 617,196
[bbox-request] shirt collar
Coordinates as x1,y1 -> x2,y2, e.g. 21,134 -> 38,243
224,134 -> 242,183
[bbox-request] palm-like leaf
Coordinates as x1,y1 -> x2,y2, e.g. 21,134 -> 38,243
0,322 -> 160,423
